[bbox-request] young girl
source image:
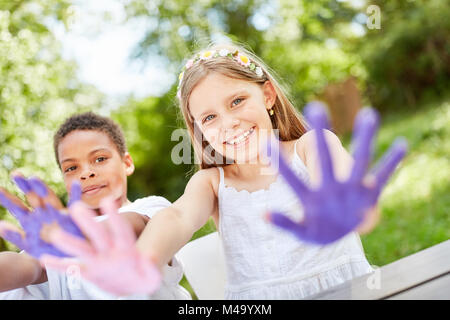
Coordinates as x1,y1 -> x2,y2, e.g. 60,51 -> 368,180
42,43 -> 402,299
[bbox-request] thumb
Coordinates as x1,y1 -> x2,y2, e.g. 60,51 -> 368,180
268,211 -> 306,234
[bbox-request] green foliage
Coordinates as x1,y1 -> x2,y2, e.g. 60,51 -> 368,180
123,0 -> 362,106
0,0 -> 103,250
358,0 -> 450,111
112,91 -> 191,203
361,99 -> 450,266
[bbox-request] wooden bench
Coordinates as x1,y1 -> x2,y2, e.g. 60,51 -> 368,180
309,239 -> 450,299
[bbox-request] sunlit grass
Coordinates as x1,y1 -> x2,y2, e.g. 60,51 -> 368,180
360,99 -> 450,266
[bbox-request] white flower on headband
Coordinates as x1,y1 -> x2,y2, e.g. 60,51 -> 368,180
255,66 -> 263,77
219,49 -> 229,57
177,49 -> 265,95
185,59 -> 194,69
200,51 -> 215,60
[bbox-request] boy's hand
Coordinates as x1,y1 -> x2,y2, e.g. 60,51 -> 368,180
0,175 -> 84,258
40,197 -> 162,296
265,102 -> 407,245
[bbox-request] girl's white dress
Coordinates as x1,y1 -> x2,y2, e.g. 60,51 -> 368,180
217,141 -> 373,299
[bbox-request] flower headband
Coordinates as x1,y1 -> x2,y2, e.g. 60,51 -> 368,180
177,49 -> 264,99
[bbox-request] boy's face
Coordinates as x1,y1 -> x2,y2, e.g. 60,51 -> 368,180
57,130 -> 134,210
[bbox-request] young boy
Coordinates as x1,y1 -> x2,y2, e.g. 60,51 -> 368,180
0,112 -> 191,299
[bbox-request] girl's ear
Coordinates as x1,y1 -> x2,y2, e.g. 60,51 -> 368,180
263,81 -> 277,110
123,152 -> 135,176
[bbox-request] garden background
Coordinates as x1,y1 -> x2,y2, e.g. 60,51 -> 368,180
0,0 -> 448,298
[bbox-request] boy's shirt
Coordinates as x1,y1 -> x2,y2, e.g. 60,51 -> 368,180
0,196 -> 192,300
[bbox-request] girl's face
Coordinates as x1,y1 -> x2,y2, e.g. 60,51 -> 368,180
57,130 -> 134,209
189,72 -> 276,164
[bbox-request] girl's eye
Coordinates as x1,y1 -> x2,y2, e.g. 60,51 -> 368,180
96,157 -> 107,163
64,166 -> 76,173
203,115 -> 215,123
232,98 -> 244,107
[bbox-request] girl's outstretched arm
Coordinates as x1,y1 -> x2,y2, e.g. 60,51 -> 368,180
40,170 -> 217,296
136,169 -> 217,268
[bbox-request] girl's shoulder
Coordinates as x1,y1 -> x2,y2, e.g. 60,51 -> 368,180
188,167 -> 221,196
297,129 -> 343,157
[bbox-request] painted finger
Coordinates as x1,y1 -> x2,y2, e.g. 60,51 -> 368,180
100,197 -> 136,250
67,181 -> 82,208
27,177 -> 49,198
371,138 -> 408,190
0,189 -> 30,223
0,221 -> 26,250
10,173 -> 40,209
28,176 -> 64,210
0,220 -> 24,235
304,102 -> 335,185
49,228 -> 95,258
269,211 -> 307,236
45,204 -> 84,238
265,138 -> 309,202
69,202 -> 112,252
349,108 -> 379,184
11,174 -> 33,194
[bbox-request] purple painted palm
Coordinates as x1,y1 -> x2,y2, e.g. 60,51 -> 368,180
267,101 -> 407,245
0,177 -> 84,258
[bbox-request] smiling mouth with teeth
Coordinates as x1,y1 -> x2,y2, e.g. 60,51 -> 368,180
224,127 -> 255,146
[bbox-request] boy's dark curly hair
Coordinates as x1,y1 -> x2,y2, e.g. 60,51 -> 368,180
53,112 -> 127,168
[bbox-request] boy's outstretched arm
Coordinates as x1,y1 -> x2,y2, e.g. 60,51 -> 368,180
0,251 -> 46,292
136,169 -> 217,269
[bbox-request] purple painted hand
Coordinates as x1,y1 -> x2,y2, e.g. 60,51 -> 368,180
266,101 -> 407,245
0,176 -> 84,258
40,197 -> 162,296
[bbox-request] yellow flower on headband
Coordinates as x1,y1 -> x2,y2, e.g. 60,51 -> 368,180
200,51 -> 214,60
177,49 -> 264,97
235,53 -> 251,67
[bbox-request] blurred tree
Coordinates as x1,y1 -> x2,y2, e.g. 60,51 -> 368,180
356,0 -> 450,111
122,0 -> 362,106
112,89 -> 191,203
0,0 -> 103,250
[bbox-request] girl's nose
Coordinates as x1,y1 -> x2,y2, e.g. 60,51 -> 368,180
223,115 -> 241,129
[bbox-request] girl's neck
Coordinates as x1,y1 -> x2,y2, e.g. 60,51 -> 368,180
226,158 -> 277,181
224,139 -> 294,181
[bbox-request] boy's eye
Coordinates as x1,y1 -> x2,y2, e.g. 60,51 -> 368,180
95,157 -> 107,163
64,166 -> 76,173
232,98 -> 244,107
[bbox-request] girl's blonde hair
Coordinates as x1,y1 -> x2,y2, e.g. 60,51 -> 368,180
177,42 -> 308,170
